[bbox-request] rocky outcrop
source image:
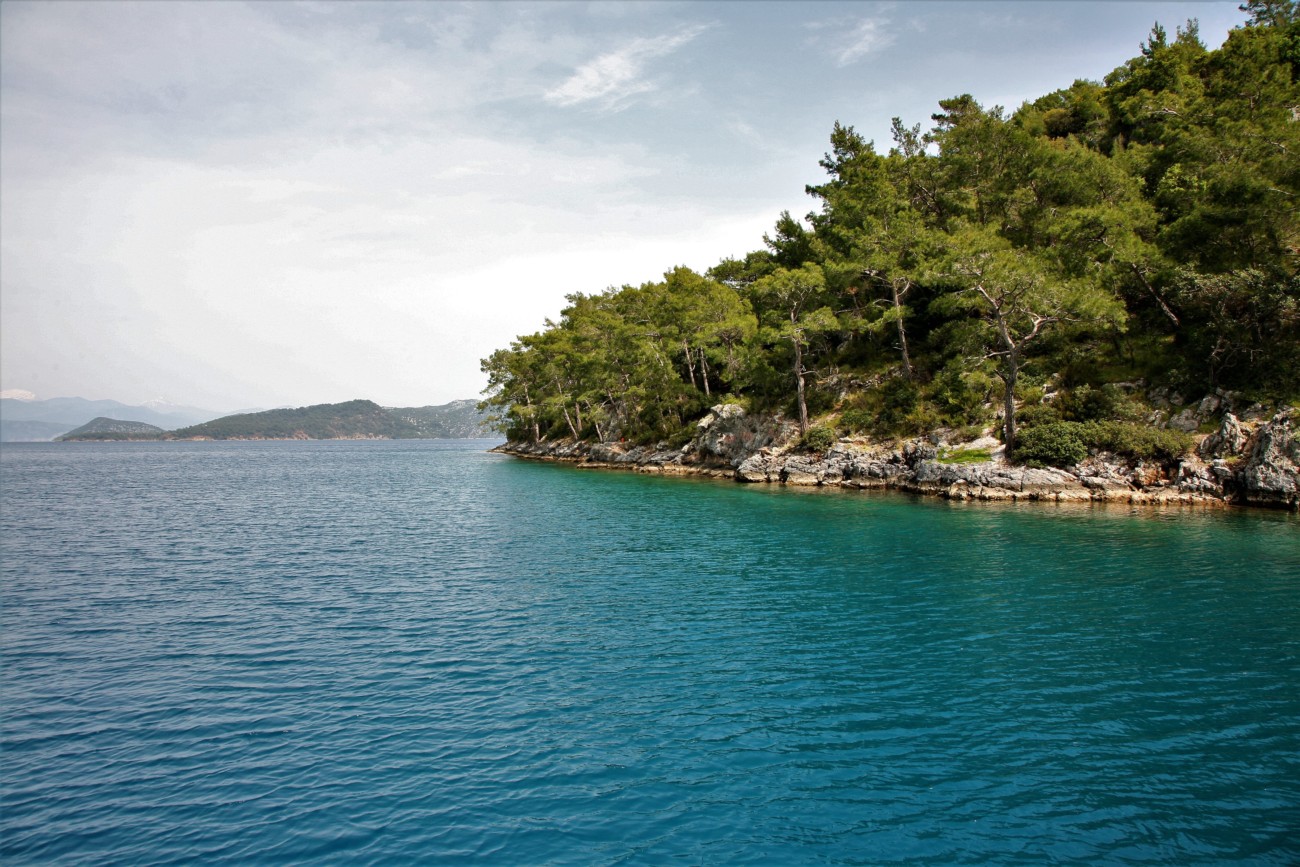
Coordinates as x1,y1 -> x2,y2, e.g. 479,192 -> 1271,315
685,404 -> 797,469
1198,413 -> 1248,459
1236,410 -> 1300,509
496,403 -> 1300,511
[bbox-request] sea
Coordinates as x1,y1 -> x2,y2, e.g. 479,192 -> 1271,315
1,439 -> 1298,865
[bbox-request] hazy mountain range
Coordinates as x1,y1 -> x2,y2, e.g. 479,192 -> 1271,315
1,396 -> 491,442
0,396 -> 225,441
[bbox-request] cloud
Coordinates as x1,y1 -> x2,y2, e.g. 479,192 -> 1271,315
544,24 -> 709,110
806,13 -> 896,67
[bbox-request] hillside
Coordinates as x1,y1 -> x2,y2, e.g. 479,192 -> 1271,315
171,400 -> 421,440
387,400 -> 492,438
481,11 -> 1300,466
58,418 -> 166,441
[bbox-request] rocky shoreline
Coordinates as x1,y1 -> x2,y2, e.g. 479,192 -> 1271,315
494,405 -> 1300,511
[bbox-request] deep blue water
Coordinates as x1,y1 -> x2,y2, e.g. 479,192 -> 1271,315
2,439 -> 1298,865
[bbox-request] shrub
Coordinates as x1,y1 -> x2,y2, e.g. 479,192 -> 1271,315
933,363 -> 997,426
839,407 -> 874,434
1077,421 -> 1192,463
1016,403 -> 1061,428
800,425 -> 837,452
1014,419 -> 1193,468
1057,384 -> 1144,422
1014,422 -> 1088,467
876,378 -> 920,430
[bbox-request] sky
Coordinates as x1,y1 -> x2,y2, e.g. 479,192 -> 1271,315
0,0 -> 1250,411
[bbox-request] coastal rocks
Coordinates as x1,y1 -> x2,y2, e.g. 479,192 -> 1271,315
1198,413 -> 1248,459
686,404 -> 796,468
1175,458 -> 1229,497
779,455 -> 825,486
498,407 -> 1300,510
910,460 -> 1085,500
843,451 -> 909,487
1236,410 -> 1300,509
737,451 -> 781,483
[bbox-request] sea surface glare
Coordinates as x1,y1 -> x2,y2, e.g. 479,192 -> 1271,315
1,439 -> 1298,865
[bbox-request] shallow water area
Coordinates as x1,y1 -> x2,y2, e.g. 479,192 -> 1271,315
2,439 -> 1298,864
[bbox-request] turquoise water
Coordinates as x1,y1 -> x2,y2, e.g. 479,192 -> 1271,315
2,440 -> 1297,865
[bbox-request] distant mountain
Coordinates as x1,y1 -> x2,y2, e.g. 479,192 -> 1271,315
171,399 -> 422,440
387,399 -> 492,438
58,418 -> 166,441
0,396 -> 223,440
3,396 -> 497,442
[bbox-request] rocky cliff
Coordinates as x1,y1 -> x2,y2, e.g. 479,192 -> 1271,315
496,405 -> 1300,511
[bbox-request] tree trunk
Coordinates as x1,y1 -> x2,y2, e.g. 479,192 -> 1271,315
794,334 -> 809,435
698,347 -> 711,397
522,384 -> 539,443
1002,349 -> 1019,446
892,281 -> 913,381
682,340 -> 697,390
560,403 -> 579,440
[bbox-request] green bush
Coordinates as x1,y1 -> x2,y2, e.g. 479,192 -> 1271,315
1077,421 -> 1192,463
839,407 -> 874,434
933,363 -> 996,426
1014,419 -> 1192,468
1057,384 -> 1143,422
800,425 -> 837,452
1016,403 -> 1061,428
876,378 -> 920,430
1014,422 -> 1088,467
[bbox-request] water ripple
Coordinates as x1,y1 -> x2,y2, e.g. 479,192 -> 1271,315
2,440 -> 1298,865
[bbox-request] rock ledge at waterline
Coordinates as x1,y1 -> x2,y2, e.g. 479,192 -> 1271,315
493,405 -> 1300,511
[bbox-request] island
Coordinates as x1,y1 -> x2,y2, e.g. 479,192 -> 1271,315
57,399 -> 492,442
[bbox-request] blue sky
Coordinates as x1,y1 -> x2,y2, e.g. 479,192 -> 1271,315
0,1 -> 1248,410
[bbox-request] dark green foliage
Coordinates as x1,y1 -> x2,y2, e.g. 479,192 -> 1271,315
799,425 -> 837,452
1016,403 -> 1062,428
172,400 -> 420,440
1055,384 -> 1144,423
1075,421 -> 1194,463
1014,422 -> 1089,467
838,408 -> 874,434
57,417 -> 166,441
483,11 -> 1298,449
1014,419 -> 1193,467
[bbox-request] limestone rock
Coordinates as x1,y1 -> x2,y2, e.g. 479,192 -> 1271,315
1198,413 -> 1247,459
1168,407 -> 1201,433
780,455 -> 823,486
689,404 -> 795,467
737,452 -> 778,483
1237,410 -> 1300,509
1176,458 -> 1227,497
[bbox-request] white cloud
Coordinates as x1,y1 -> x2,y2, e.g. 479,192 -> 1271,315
544,24 -> 709,110
806,13 -> 896,67
836,18 -> 895,66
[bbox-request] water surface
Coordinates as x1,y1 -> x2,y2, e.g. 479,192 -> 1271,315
2,440 -> 1297,864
